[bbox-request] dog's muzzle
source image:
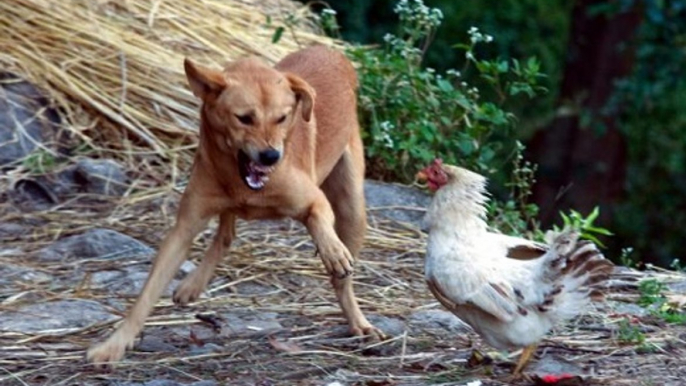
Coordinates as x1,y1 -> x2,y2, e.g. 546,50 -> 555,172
238,149 -> 279,190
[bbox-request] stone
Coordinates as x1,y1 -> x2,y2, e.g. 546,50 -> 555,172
91,265 -> 178,297
7,158 -> 129,210
606,301 -> 649,317
7,178 -> 59,211
115,381 -> 217,386
36,228 -> 154,262
188,342 -> 224,356
136,335 -> 178,353
0,299 -> 117,333
667,279 -> 686,293
179,260 -> 197,275
220,311 -> 283,337
367,315 -> 406,337
176,311 -> 283,338
0,75 -> 60,167
528,354 -> 584,377
34,158 -> 129,197
0,263 -> 52,286
69,158 -> 129,196
0,222 -> 27,238
408,309 -> 471,335
364,180 -> 430,227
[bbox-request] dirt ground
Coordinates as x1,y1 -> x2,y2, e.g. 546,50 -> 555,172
1,187 -> 685,386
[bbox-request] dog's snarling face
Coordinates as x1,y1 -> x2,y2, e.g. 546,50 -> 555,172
184,58 -> 315,190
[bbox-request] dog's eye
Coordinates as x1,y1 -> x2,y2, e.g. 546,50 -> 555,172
276,115 -> 287,124
235,114 -> 253,125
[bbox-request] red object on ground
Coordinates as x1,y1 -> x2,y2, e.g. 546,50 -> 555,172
541,374 -> 575,384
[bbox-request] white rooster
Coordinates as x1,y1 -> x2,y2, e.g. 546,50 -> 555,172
417,159 -> 614,375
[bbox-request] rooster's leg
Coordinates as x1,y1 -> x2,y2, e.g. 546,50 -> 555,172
512,344 -> 537,375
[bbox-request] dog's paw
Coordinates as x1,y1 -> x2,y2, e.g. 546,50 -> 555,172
318,241 -> 355,278
173,270 -> 207,305
351,323 -> 387,341
86,333 -> 133,369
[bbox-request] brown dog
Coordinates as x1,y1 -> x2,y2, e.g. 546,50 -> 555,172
86,45 -> 383,365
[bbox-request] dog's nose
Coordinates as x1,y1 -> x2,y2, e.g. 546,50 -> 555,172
258,148 -> 281,166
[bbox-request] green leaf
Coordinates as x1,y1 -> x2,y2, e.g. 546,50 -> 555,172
272,27 -> 284,44
437,79 -> 454,93
452,43 -> 471,51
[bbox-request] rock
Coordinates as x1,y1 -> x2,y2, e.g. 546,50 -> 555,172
175,311 -> 283,339
0,248 -> 22,257
221,311 -> 283,337
180,260 -> 197,275
0,223 -> 27,238
234,282 -> 276,295
188,342 -> 224,355
0,75 -> 60,167
8,178 -> 59,211
408,309 -> 471,335
606,301 -> 649,317
528,354 -> 584,377
0,299 -> 117,333
115,381 -> 217,386
69,158 -> 129,196
667,279 -> 686,293
0,263 -> 52,286
8,158 -> 129,210
36,228 -> 154,262
35,158 -> 129,197
91,265 -> 179,297
364,180 -> 430,226
136,335 -> 178,353
367,315 -> 406,337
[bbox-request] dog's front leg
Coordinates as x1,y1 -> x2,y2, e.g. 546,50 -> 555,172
304,191 -> 355,278
86,192 -> 216,368
173,211 -> 236,305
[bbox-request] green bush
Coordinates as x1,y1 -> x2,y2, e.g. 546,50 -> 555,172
345,0 -> 545,184
324,0 -> 545,235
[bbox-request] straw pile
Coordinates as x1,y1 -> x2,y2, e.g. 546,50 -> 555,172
0,0 -> 339,160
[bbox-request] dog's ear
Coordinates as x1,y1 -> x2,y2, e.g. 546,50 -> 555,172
285,73 -> 316,122
184,58 -> 226,99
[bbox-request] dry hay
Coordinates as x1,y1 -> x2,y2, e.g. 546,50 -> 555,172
0,0 -> 338,163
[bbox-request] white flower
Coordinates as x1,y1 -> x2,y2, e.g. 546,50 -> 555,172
379,121 -> 395,148
485,34 -> 494,43
380,121 -> 394,131
322,8 -> 337,16
468,26 -> 478,34
446,69 -> 461,77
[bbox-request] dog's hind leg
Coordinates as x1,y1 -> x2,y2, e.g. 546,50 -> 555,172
321,145 -> 385,340
173,211 -> 236,305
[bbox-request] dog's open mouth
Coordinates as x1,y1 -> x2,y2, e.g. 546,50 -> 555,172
238,150 -> 274,190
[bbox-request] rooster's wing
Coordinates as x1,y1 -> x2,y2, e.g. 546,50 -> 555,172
485,232 -> 548,260
426,267 -> 525,323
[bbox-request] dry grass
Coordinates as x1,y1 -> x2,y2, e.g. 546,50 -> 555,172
0,0 -> 338,163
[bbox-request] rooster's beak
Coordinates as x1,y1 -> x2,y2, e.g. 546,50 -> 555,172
416,170 -> 428,183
